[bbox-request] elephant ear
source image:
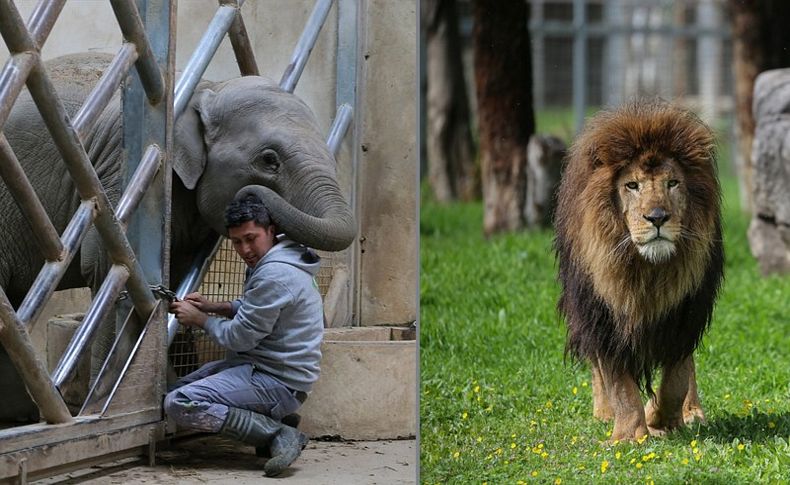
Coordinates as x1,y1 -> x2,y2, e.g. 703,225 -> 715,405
173,88 -> 216,190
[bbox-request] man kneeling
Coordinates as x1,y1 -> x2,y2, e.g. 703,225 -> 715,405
166,193 -> 323,477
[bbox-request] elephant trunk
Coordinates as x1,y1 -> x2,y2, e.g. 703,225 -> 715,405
236,183 -> 356,252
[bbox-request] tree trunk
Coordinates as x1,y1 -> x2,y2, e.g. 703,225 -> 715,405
730,0 -> 790,213
424,0 -> 479,203
472,0 -> 534,235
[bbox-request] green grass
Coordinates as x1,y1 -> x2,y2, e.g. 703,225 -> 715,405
420,170 -> 790,483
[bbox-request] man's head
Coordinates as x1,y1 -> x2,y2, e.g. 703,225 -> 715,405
225,194 -> 277,268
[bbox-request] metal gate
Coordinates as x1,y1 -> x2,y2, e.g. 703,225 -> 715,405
0,0 -> 356,481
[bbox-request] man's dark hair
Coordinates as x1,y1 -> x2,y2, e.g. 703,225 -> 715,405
224,194 -> 273,229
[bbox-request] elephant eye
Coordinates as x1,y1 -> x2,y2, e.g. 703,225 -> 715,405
257,149 -> 280,169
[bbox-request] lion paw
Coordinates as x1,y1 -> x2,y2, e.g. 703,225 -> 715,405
683,405 -> 706,425
647,425 -> 667,437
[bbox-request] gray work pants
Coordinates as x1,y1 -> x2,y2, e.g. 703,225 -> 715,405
164,360 -> 302,433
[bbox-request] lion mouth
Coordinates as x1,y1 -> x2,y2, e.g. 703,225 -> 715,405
637,237 -> 676,263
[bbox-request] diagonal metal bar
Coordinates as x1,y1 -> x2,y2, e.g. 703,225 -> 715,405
279,0 -> 334,93
17,201 -> 95,329
109,0 -> 165,105
0,52 -> 36,134
326,104 -> 353,156
24,0 -> 67,49
52,264 -> 129,388
0,0 -> 40,53
73,43 -> 138,141
24,61 -> 157,319
116,144 -> 162,226
0,288 -> 72,424
227,8 -> 259,76
174,1 -> 243,119
0,134 -> 63,261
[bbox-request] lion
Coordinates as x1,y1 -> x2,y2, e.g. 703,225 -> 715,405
553,99 -> 724,442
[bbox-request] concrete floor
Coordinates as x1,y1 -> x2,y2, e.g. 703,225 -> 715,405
38,436 -> 417,484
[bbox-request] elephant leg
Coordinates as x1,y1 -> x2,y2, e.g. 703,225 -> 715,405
598,358 -> 648,442
591,360 -> 613,421
645,355 -> 693,436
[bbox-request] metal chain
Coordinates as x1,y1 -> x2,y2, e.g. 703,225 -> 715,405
117,284 -> 179,302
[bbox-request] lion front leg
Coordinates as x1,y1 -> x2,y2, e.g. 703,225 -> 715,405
591,360 -> 613,421
598,358 -> 648,442
682,356 -> 706,424
645,355 -> 695,436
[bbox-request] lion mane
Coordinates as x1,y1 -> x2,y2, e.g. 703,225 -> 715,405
554,100 -> 724,392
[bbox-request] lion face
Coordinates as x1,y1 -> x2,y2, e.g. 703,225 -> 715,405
616,159 -> 688,264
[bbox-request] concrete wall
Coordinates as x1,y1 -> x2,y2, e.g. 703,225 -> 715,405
357,1 -> 418,326
1,1 -> 417,327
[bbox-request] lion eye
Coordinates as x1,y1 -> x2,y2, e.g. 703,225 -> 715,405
668,179 -> 679,188
625,181 -> 639,190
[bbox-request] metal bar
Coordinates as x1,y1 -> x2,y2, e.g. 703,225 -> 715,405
0,289 -> 72,424
24,61 -> 157,318
572,0 -> 586,134
279,0 -> 334,93
115,144 -> 162,226
174,3 -> 239,119
52,264 -> 129,388
326,103 -> 352,157
0,134 -> 63,260
16,201 -> 94,328
166,234 -> 221,345
0,52 -> 36,133
109,0 -> 165,104
0,0 -> 38,53
227,9 -> 259,76
73,43 -> 138,141
25,0 -> 67,48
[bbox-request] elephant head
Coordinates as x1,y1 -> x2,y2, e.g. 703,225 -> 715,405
173,76 -> 355,251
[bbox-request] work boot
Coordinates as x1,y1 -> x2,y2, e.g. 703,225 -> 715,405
220,407 -> 307,476
256,413 -> 302,458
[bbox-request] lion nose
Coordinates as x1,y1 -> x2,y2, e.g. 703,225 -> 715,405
644,208 -> 670,227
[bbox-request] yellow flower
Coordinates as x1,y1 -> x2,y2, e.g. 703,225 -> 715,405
637,434 -> 648,444
769,422 -> 776,429
572,386 -> 578,395
682,458 -> 689,465
737,444 -> 745,451
554,479 -> 562,485
477,436 -> 483,443
474,385 -> 480,393
635,463 -> 643,469
453,451 -> 460,459
694,454 -> 701,462
462,412 -> 468,420
630,458 -> 636,464
690,439 -> 697,448
692,448 -> 699,455
531,471 -> 539,477
538,443 -> 544,449
511,443 -> 516,449
541,452 -> 548,459
582,381 -> 589,387
606,431 -> 612,438
615,451 -> 622,460
724,393 -> 731,399
571,436 -> 578,445
545,400 -> 553,409
495,448 -> 503,455
601,460 -> 610,473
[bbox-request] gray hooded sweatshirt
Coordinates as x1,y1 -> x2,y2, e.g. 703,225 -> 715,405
203,238 -> 323,392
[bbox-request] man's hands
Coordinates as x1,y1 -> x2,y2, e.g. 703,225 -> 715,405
169,299 -> 208,328
169,292 -> 234,328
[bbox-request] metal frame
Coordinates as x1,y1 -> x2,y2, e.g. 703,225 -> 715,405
0,0 -> 357,480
